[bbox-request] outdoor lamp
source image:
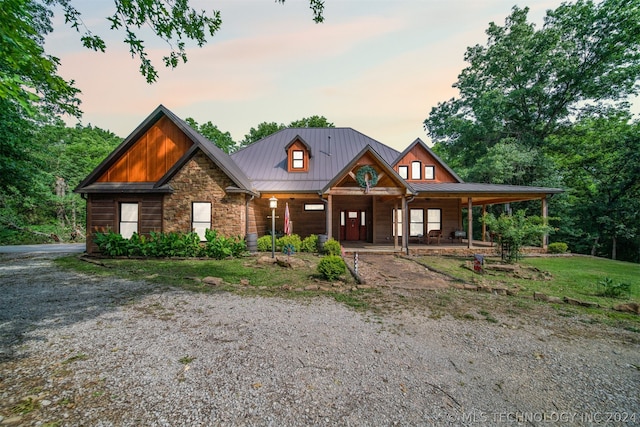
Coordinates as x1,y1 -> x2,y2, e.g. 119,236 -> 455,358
269,196 -> 278,210
269,196 -> 278,258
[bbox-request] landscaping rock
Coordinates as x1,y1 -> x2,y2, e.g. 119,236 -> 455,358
203,276 -> 224,286
563,297 -> 599,308
613,302 -> 640,315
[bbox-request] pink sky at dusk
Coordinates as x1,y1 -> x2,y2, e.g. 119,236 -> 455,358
46,0 -> 637,151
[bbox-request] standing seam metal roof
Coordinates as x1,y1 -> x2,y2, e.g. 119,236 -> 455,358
231,128 -> 400,193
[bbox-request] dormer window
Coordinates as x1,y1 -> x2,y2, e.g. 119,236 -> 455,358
425,165 -> 435,180
292,150 -> 304,169
285,136 -> 311,172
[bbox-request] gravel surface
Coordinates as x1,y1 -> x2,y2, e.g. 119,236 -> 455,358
1,252 -> 639,426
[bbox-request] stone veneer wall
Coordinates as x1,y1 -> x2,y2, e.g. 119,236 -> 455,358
163,151 -> 246,237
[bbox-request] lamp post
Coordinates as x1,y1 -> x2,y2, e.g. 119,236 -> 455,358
269,196 -> 278,258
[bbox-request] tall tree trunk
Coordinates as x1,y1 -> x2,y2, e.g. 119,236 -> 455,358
612,236 -> 617,260
590,236 -> 599,256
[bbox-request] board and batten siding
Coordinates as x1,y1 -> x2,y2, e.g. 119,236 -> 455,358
86,194 -> 163,253
97,116 -> 192,183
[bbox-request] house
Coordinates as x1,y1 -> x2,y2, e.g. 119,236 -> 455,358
75,105 -> 563,254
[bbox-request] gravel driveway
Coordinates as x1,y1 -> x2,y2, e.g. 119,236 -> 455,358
1,252 -> 639,426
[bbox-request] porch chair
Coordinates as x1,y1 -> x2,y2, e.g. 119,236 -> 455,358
427,229 -> 442,245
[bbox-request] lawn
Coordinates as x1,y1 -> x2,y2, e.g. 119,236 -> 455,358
56,253 -> 640,330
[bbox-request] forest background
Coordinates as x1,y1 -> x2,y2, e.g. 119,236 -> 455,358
1,0 -> 639,263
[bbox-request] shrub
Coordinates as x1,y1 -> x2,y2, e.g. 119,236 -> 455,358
596,277 -> 631,299
257,235 -> 272,252
322,238 -> 342,256
277,234 -> 302,253
94,230 -> 129,256
317,255 -> 346,281
301,234 -> 318,252
547,242 -> 568,254
202,229 -> 247,259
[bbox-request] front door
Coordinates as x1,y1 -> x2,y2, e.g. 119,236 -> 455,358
345,211 -> 360,241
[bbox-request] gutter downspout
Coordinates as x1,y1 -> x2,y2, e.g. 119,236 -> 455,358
245,194 -> 255,237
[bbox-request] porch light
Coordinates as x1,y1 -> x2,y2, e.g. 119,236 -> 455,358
269,196 -> 278,210
269,196 -> 278,258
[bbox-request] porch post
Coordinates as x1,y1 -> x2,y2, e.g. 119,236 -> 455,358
326,195 -> 333,239
467,198 -> 473,249
402,196 -> 408,252
541,196 -> 548,250
481,204 -> 487,242
394,200 -> 399,249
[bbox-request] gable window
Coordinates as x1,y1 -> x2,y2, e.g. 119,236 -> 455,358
425,165 -> 435,180
119,202 -> 138,239
411,161 -> 422,180
192,202 -> 212,241
292,150 -> 304,169
410,209 -> 424,236
427,208 -> 441,232
398,165 -> 408,179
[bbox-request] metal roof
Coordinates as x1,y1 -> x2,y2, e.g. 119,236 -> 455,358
410,182 -> 564,194
231,128 -> 400,193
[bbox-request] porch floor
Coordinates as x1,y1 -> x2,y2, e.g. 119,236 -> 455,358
340,240 -> 543,256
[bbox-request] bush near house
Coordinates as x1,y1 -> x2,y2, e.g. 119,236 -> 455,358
317,255 -> 346,281
548,242 -> 568,254
93,230 -> 246,259
322,238 -> 342,256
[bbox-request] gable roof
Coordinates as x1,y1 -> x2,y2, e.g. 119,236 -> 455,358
394,138 -> 463,183
321,145 -> 415,195
231,128 -> 400,193
75,105 -> 255,195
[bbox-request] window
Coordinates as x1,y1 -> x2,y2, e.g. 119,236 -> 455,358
360,211 -> 366,226
292,150 -> 304,169
192,202 -> 211,241
392,208 -> 403,237
304,203 -> 325,211
410,209 -> 424,236
119,202 -> 138,239
411,161 -> 421,180
340,211 -> 346,227
398,165 -> 408,179
425,165 -> 435,180
427,208 -> 441,233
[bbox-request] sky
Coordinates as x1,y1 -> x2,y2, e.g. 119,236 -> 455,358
45,0 -> 637,151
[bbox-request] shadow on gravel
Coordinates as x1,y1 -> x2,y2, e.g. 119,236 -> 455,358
0,253 -> 163,362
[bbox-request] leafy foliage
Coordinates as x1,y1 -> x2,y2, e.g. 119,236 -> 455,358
257,235 -> 273,252
277,234 -> 302,254
317,255 -> 346,281
239,116 -> 334,147
322,238 -> 342,256
482,210 -> 553,263
301,234 -> 319,253
185,118 -> 236,153
547,242 -> 568,254
596,277 -> 631,299
93,229 -> 246,258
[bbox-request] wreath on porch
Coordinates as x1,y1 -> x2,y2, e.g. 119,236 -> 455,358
356,165 -> 378,190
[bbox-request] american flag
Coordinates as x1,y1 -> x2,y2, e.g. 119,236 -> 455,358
284,203 -> 291,235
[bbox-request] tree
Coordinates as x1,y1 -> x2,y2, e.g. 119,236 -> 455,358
424,0 -> 640,170
549,112 -> 640,260
1,0 -> 325,117
185,118 -> 236,154
482,210 -> 553,263
239,115 -> 335,147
